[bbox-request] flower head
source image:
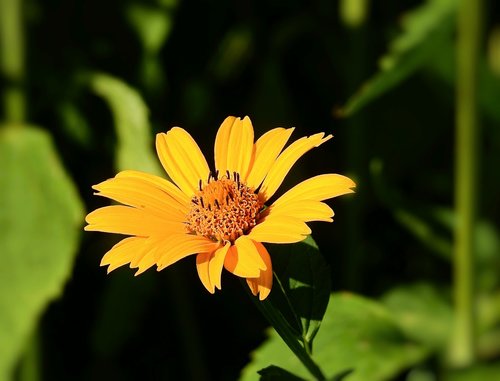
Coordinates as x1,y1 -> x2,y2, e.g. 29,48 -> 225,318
85,116 -> 355,300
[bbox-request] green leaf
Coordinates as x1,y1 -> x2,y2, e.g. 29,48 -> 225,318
0,126 -> 84,380
88,73 -> 167,359
330,369 -> 355,381
258,365 -> 307,381
425,35 -> 500,123
444,363 -> 500,381
371,159 -> 500,291
339,0 -> 457,116
88,72 -> 163,174
241,293 -> 428,381
126,4 -> 173,55
269,236 -> 331,346
381,283 -> 453,350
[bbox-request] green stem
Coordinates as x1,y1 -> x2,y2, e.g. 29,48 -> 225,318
342,10 -> 369,292
243,280 -> 326,380
449,0 -> 482,367
0,0 -> 25,123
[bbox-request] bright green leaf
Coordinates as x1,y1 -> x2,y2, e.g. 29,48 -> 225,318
381,283 -> 453,350
241,293 -> 429,381
340,0 -> 457,116
89,73 -> 162,175
0,126 -> 84,380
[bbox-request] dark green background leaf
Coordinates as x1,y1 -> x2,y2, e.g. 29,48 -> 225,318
269,236 -> 331,346
340,0 -> 457,116
258,365 -> 306,380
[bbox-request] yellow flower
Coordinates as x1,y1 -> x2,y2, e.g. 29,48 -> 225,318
85,116 -> 355,300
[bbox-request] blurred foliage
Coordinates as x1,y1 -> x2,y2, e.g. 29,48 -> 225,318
242,293 -> 429,381
0,0 -> 499,380
0,126 -> 83,380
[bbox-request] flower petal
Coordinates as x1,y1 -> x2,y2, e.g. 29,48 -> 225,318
101,236 -> 148,273
247,215 -> 311,243
93,175 -> 188,222
266,200 -> 334,222
196,242 -> 230,293
245,127 -> 294,189
209,242 -> 230,290
116,170 -> 190,206
85,205 -> 184,236
224,236 -> 266,278
214,116 -> 236,175
214,116 -> 254,178
246,241 -> 273,300
272,174 -> 356,207
155,234 -> 220,271
196,252 -> 214,293
258,133 -> 332,202
156,127 -> 210,196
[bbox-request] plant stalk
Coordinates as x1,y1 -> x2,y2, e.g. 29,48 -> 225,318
449,0 -> 482,367
0,0 -> 26,123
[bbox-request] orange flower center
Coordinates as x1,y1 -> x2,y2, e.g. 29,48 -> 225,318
186,171 -> 263,242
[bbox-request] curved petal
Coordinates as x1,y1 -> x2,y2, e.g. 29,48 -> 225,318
214,116 -> 254,178
116,170 -> 191,206
247,215 -> 311,243
101,236 -> 149,273
196,252 -> 214,293
272,174 -> 356,207
246,241 -> 273,300
196,242 -> 230,293
155,234 -> 220,271
245,127 -> 295,189
156,127 -> 210,196
85,205 -> 185,236
266,200 -> 334,222
93,175 -> 189,222
258,133 -> 332,202
214,116 -> 236,175
209,242 -> 230,290
223,236 -> 266,278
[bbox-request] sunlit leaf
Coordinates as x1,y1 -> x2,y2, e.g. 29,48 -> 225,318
381,283 -> 453,350
339,0 -> 457,116
241,293 -> 429,381
89,72 -> 162,175
0,126 -> 84,380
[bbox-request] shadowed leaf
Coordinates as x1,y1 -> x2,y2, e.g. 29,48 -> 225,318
339,0 -> 457,116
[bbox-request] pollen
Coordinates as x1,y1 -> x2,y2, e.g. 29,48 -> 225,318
186,171 -> 263,242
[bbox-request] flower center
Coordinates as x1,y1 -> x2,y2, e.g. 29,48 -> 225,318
186,171 -> 263,242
